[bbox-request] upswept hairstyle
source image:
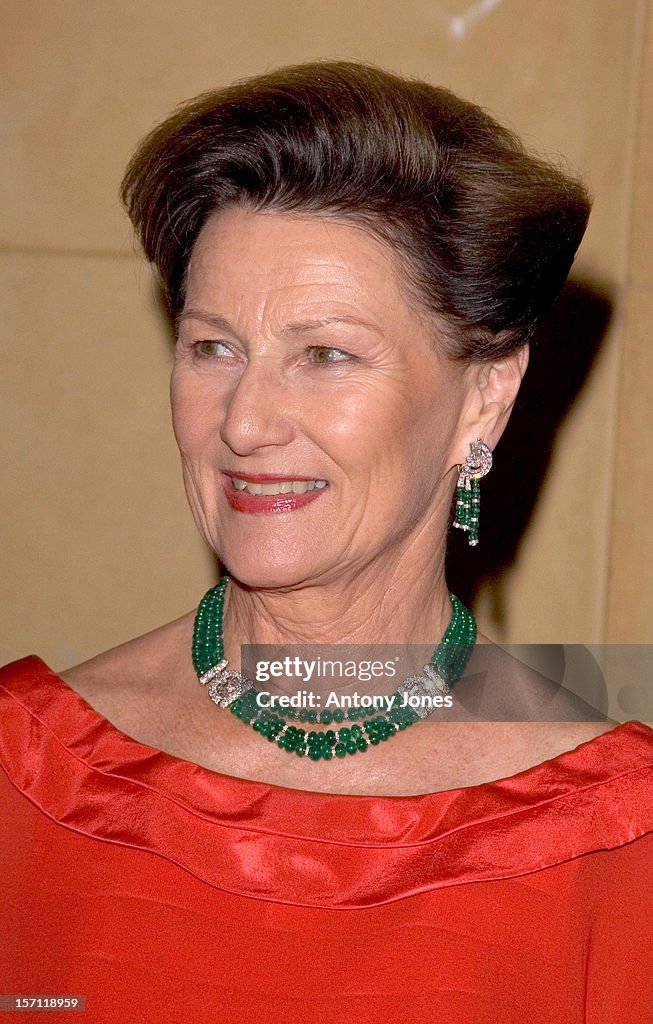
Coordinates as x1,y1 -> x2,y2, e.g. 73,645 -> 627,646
120,60 -> 591,361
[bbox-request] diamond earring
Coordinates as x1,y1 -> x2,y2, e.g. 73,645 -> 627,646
453,439 -> 493,546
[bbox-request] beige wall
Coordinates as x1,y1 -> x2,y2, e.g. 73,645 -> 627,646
2,2 -> 652,714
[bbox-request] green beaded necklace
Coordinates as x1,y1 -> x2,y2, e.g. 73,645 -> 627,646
192,574 -> 476,762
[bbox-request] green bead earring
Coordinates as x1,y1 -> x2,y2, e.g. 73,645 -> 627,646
453,439 -> 493,546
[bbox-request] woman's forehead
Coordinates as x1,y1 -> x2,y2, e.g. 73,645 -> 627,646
184,207 -> 422,326
189,208 -> 401,283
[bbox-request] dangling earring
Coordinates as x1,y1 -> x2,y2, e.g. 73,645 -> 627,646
453,439 -> 493,546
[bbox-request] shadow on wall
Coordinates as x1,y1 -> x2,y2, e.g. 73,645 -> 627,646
446,276 -> 614,631
152,275 -> 614,628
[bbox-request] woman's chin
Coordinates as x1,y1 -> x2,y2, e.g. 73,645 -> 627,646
215,552 -> 323,590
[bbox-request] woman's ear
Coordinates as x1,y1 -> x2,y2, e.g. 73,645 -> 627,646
452,343 -> 529,464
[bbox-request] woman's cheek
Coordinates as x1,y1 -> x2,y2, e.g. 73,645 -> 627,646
172,376 -> 220,450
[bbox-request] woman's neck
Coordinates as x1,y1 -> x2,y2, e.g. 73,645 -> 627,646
222,539 -> 453,656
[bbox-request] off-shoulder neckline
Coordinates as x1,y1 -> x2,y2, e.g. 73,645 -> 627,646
8,654 -> 653,798
12,655 -> 651,794
2,655 -> 653,907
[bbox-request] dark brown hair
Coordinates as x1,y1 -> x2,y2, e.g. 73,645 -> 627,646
120,60 -> 591,361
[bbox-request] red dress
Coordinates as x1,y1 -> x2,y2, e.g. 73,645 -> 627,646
1,655 -> 653,1023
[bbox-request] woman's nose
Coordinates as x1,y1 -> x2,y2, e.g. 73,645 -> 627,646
219,358 -> 295,456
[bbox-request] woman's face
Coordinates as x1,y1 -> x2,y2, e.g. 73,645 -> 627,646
172,206 -> 471,587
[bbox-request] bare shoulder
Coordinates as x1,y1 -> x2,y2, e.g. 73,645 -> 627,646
58,611 -> 198,740
494,718 -> 623,780
60,612 -> 195,691
487,719 -> 621,765
413,631 -> 622,794
469,630 -> 616,726
387,719 -> 620,796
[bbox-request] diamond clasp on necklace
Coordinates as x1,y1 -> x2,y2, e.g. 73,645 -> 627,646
396,664 -> 451,719
201,658 -> 254,708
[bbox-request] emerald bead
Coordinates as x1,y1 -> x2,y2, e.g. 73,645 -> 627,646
335,743 -> 347,758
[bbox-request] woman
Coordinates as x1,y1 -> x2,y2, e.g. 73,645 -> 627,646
1,61 -> 652,1022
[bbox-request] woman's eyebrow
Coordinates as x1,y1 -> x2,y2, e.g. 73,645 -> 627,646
176,310 -> 383,336
281,315 -> 383,336
176,310 -> 232,333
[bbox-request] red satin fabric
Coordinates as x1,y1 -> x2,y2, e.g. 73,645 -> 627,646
1,655 -> 653,1022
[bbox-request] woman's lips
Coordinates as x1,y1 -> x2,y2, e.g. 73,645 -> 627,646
220,472 -> 328,514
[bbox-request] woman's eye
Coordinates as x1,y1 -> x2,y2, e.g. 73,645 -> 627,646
194,340 -> 231,357
308,345 -> 353,365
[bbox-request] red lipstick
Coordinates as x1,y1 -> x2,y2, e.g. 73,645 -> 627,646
220,472 -> 328,514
